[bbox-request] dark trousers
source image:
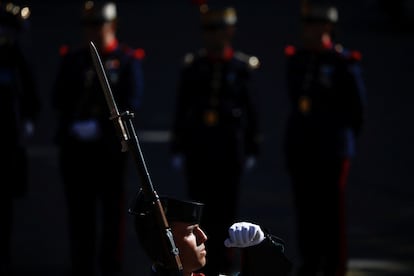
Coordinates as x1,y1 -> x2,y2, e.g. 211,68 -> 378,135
0,147 -> 28,275
60,142 -> 127,276
0,197 -> 13,276
186,160 -> 242,275
288,157 -> 350,276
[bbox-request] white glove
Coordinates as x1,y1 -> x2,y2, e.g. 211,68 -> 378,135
24,120 -> 35,137
171,154 -> 184,171
224,222 -> 265,248
244,156 -> 256,171
70,119 -> 100,141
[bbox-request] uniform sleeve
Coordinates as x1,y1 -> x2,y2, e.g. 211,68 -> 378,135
242,68 -> 261,157
15,45 -> 41,122
234,52 -> 261,157
170,65 -> 190,155
51,54 -> 71,112
343,55 -> 367,136
51,50 -> 80,143
284,46 -> 299,104
127,57 -> 144,112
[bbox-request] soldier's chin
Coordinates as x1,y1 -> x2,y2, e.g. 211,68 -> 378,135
186,257 -> 206,274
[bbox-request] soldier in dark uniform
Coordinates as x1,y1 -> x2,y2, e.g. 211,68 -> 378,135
170,3 -> 261,275
51,2 -> 144,275
283,1 -> 367,275
130,189 -> 292,276
0,3 -> 40,275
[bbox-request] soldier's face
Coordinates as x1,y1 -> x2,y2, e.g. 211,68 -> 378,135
83,21 -> 116,49
301,22 -> 333,49
171,222 -> 208,274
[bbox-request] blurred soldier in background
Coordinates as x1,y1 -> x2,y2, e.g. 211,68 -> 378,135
51,1 -> 144,275
283,1 -> 367,275
170,2 -> 261,275
0,3 -> 40,275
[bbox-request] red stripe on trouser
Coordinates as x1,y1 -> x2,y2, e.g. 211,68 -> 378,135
337,158 -> 350,276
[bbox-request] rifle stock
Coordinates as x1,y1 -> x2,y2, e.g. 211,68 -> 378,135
89,41 -> 183,274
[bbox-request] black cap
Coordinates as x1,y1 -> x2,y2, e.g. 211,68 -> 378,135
129,189 -> 204,225
82,1 -> 117,25
301,1 -> 338,24
0,2 -> 31,30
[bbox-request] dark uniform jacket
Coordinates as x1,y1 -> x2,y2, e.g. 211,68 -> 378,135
0,37 -> 40,196
171,48 -> 260,167
284,44 -> 367,163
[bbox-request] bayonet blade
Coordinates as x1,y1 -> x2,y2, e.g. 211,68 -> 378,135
89,41 -> 120,118
89,41 -> 129,150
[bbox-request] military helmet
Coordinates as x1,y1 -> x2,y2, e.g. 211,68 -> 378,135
301,1 -> 338,24
82,1 -> 117,25
200,6 -> 237,30
129,189 -> 204,266
0,2 -> 31,30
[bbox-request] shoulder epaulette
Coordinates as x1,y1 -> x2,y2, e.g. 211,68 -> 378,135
132,48 -> 145,60
122,45 -> 145,60
234,51 -> 260,70
349,50 -> 362,61
284,45 -> 296,57
59,44 -> 69,56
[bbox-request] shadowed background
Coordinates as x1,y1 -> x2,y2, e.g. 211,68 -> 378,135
9,0 -> 414,275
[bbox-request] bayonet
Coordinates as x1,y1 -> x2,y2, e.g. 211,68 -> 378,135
89,41 -> 183,275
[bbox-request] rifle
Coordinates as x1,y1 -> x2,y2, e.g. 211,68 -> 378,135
89,41 -> 183,275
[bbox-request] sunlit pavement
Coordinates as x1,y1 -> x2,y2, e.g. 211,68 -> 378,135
347,258 -> 414,275
349,259 -> 414,275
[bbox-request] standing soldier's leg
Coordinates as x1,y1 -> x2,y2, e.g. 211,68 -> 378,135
99,157 -> 127,276
61,147 -> 98,275
0,196 -> 13,275
291,164 -> 321,276
319,158 -> 350,276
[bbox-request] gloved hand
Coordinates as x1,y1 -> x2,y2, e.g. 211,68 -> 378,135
244,156 -> 257,171
24,120 -> 35,138
224,222 -> 265,248
70,119 -> 100,141
171,154 -> 184,171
